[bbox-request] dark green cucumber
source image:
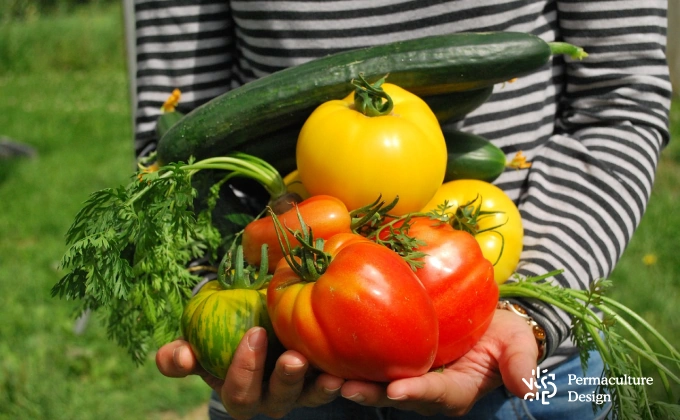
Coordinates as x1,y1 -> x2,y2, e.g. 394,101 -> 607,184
422,86 -> 493,123
158,32 -> 580,165
443,128 -> 507,182
156,110 -> 185,139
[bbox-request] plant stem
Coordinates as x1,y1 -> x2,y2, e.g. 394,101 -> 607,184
501,278 -> 680,403
600,295 -> 680,363
499,284 -> 602,329
562,288 -> 680,384
352,74 -> 394,117
132,153 -> 288,208
183,154 -> 287,199
594,302 -> 674,397
216,244 -> 269,291
548,42 -> 588,60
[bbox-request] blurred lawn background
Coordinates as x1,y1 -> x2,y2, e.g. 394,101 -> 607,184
0,2 -> 679,419
0,3 -> 209,419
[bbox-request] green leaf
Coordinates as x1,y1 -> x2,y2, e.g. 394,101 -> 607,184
52,155 -> 278,363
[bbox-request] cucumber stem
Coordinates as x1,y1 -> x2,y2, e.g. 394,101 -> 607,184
548,42 -> 588,60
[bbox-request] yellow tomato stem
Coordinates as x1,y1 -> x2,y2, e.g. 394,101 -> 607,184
351,74 -> 394,117
480,229 -> 505,267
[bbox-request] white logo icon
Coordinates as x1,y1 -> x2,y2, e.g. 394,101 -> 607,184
522,367 -> 557,405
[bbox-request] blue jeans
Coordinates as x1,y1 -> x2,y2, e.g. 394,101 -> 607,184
209,350 -> 611,420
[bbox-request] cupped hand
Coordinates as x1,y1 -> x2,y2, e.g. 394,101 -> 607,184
155,326 -> 345,420
339,309 -> 538,417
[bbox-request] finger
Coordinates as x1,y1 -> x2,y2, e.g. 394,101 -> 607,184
259,351 -> 310,417
341,374 -> 473,416
155,339 -> 225,390
155,339 -> 198,378
386,371 -> 488,416
499,349 -> 537,399
298,372 -> 345,407
496,327 -> 538,398
221,327 -> 268,419
263,355 -> 346,416
340,380 -> 390,407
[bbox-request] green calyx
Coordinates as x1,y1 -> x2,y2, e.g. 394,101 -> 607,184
348,195 -> 400,234
217,244 -> 270,290
268,206 -> 331,282
352,74 -> 394,117
428,196 -> 507,266
348,195 -> 428,271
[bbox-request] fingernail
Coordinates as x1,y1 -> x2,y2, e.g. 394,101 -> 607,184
173,346 -> 186,369
283,362 -> 305,375
387,394 -> 408,401
344,393 -> 365,403
323,386 -> 342,395
247,327 -> 266,351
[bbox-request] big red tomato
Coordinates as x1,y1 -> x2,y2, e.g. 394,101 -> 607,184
398,217 -> 499,366
267,233 -> 439,381
242,195 -> 352,272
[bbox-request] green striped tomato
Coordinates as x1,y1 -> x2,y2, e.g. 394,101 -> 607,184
181,280 -> 272,379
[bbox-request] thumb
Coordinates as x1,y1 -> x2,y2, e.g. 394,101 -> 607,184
495,313 -> 539,398
156,339 -> 198,378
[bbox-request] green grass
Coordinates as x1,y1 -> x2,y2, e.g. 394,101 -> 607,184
0,3 -> 124,74
0,4 -> 208,420
0,4 -> 678,419
607,98 -> 680,400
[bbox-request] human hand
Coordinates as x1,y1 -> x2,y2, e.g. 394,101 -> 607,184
338,309 -> 538,416
155,326 -> 345,420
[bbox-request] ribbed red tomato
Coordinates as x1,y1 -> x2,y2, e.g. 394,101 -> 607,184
266,233 -> 439,381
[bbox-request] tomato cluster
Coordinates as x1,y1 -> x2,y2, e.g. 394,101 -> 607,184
184,78 -> 525,382
234,190 -> 504,380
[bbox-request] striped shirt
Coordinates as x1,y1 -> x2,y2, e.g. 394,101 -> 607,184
133,0 -> 671,368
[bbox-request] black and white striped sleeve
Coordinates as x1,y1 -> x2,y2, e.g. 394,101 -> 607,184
512,1 -> 671,364
133,0 -> 235,157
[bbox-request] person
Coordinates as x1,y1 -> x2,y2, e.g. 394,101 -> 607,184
669,0 -> 679,98
133,1 -> 672,419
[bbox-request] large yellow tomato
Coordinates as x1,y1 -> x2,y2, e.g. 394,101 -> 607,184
296,81 -> 447,215
421,180 -> 523,284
